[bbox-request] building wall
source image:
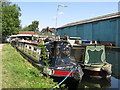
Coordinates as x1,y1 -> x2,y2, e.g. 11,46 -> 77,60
116,18 -> 120,47
57,17 -> 120,47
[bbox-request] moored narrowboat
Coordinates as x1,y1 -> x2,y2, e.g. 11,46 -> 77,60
15,39 -> 84,80
71,45 -> 112,78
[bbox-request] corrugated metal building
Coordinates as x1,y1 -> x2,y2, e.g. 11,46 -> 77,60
56,12 -> 120,47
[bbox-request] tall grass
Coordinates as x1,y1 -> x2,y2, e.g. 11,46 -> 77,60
2,44 -> 57,88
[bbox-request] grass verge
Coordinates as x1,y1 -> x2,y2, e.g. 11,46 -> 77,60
2,44 -> 57,88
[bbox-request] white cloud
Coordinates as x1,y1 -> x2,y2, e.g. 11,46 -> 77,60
53,16 -> 56,20
58,12 -> 64,15
52,12 -> 64,20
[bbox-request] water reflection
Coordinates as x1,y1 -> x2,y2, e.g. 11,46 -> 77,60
77,76 -> 111,89
106,49 -> 120,79
52,76 -> 111,89
110,76 -> 120,88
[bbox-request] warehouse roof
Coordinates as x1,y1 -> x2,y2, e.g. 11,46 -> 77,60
57,12 -> 120,29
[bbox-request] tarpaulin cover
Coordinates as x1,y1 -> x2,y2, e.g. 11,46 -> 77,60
84,45 -> 106,64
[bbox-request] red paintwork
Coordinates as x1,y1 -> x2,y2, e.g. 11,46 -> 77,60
53,70 -> 75,77
89,71 -> 100,76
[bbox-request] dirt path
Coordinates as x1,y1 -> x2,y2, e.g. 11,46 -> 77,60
0,44 -> 3,51
0,44 -> 3,89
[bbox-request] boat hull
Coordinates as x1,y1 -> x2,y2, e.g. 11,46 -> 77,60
81,64 -> 112,78
83,69 -> 111,78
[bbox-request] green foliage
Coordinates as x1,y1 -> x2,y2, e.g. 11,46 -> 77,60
1,0 -> 21,37
38,31 -> 53,36
2,44 -> 57,88
38,41 -> 50,67
22,26 -> 30,31
22,20 -> 39,32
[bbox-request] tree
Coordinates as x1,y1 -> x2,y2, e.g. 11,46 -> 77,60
30,20 -> 39,32
1,0 -> 21,38
0,1 -> 2,42
22,20 -> 39,32
22,26 -> 30,31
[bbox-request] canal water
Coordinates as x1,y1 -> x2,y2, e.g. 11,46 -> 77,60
106,49 -> 120,89
53,49 -> 120,89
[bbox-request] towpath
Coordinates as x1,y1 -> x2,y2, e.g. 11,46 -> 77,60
0,44 -> 3,89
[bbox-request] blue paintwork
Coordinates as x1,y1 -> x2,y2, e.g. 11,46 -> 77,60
57,17 -> 120,47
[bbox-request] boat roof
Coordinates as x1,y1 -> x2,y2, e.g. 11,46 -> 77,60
69,37 -> 81,39
9,34 -> 39,37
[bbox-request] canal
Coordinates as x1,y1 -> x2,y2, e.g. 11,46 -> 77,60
53,49 -> 120,89
106,49 -> 120,89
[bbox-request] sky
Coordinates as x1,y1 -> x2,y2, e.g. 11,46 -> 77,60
13,1 -> 119,31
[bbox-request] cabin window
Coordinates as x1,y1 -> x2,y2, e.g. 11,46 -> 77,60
70,48 -> 84,63
34,47 -> 37,51
82,41 -> 91,44
25,45 -> 27,48
18,43 -> 20,47
21,44 -> 22,47
29,46 -> 31,49
37,51 -> 40,54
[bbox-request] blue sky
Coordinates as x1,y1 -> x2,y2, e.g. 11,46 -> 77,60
13,2 -> 118,31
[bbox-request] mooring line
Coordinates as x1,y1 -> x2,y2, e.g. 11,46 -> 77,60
50,67 -> 76,90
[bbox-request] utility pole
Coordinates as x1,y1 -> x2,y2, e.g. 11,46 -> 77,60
54,5 -> 68,40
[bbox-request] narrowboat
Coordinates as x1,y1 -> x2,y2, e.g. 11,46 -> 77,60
71,45 -> 112,78
15,39 -> 84,80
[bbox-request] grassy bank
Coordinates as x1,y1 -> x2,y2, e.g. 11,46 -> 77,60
2,44 -> 57,88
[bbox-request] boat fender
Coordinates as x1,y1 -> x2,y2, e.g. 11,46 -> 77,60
43,67 -> 53,75
73,65 -> 84,80
101,64 -> 112,75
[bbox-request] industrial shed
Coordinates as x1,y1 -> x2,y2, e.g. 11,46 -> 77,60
56,12 -> 120,47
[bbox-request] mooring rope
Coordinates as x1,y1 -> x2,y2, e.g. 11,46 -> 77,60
50,67 -> 76,90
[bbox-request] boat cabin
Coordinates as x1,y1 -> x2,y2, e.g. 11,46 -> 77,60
45,41 -> 77,67
71,45 -> 106,64
71,45 -> 112,78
